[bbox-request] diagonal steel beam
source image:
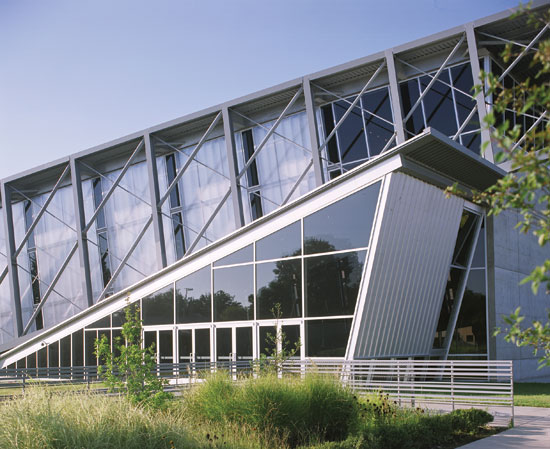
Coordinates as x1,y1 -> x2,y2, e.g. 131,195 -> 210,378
14,164 -> 71,258
96,215 -> 153,302
83,138 -> 144,233
477,30 -> 539,51
281,160 -> 313,206
511,110 -> 547,151
499,22 -> 549,81
236,87 -> 304,181
158,111 -> 223,206
403,34 -> 465,124
186,188 -> 232,254
319,60 -> 387,154
0,266 -> 7,286
22,242 -> 79,335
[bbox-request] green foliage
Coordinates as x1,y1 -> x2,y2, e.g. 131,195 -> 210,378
0,386 -> 195,449
95,303 -> 170,406
303,408 -> 493,449
255,303 -> 301,373
184,373 -> 360,446
514,382 -> 550,407
468,5 -> 550,369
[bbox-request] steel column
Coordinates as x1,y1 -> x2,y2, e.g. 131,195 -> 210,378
70,158 -> 94,307
1,183 -> 23,337
303,78 -> 324,186
144,133 -> 168,270
222,107 -> 245,229
385,49 -> 406,144
465,24 -> 494,162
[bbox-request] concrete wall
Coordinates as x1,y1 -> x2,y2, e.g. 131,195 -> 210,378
489,210 -> 550,382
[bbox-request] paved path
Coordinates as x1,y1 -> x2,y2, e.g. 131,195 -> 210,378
458,406 -> 550,448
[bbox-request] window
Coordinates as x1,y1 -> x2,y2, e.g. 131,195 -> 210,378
92,177 -> 113,293
165,154 -> 186,260
213,265 -> 254,321
320,86 -> 395,177
142,285 -> 175,325
399,62 -> 482,153
176,266 -> 211,323
256,221 -> 301,261
304,182 -> 380,254
24,200 -> 43,330
257,259 -> 302,319
306,319 -> 352,357
242,129 -> 263,221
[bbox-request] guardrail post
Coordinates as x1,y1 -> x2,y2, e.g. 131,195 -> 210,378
397,363 -> 402,407
510,361 -> 514,427
451,362 -> 455,411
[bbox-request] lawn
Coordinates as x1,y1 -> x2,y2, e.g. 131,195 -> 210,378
514,382 -> 550,407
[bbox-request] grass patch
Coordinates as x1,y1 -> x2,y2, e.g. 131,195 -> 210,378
514,382 -> 550,407
0,376 -> 498,449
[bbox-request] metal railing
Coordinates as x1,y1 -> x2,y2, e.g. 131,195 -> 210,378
0,359 -> 513,419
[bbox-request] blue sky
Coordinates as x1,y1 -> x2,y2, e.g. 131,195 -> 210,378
0,0 -> 519,179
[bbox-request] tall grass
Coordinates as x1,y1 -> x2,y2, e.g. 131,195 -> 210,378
183,373 -> 360,446
0,387 -> 194,449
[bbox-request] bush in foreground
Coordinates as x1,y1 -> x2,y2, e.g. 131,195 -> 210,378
184,373 -> 360,445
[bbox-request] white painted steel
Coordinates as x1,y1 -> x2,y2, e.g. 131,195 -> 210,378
353,173 -> 464,358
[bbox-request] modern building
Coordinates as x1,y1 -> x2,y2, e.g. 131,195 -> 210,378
0,3 -> 549,381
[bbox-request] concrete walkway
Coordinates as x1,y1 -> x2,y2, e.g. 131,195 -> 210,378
458,406 -> 550,448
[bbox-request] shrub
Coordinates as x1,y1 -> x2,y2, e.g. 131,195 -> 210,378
184,373 -> 360,446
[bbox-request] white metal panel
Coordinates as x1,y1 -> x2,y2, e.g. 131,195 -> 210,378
353,172 -> 463,358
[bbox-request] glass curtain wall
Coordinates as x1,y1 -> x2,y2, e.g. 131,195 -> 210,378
433,212 -> 488,358
320,85 -> 395,179
156,136 -> 236,260
10,180 -> 382,372
0,211 -> 13,345
399,61 -> 482,152
234,111 -> 316,223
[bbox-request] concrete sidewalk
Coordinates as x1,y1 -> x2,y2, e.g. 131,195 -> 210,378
457,406 -> 550,448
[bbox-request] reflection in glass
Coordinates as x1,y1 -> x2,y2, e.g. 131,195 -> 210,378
450,269 -> 487,355
216,328 -> 232,361
305,251 -> 366,317
236,327 -> 253,360
333,98 -> 368,164
306,319 -> 352,357
362,87 -> 395,156
144,331 -> 156,357
471,220 -> 485,268
60,335 -> 71,367
159,330 -> 173,364
257,259 -> 301,319
112,329 -> 122,358
433,267 -> 464,349
453,211 -> 478,267
142,286 -> 174,325
112,306 -> 130,327
88,315 -> 110,329
214,265 -> 254,321
256,221 -> 301,261
176,266 -> 211,323
48,341 -> 59,368
304,182 -> 380,254
420,71 -> 457,136
178,329 -> 192,362
38,347 -> 47,368
196,328 -> 211,362
85,330 -> 97,366
282,325 -> 300,357
214,244 -> 253,266
400,79 -> 424,136
72,330 -> 83,367
259,326 -> 276,356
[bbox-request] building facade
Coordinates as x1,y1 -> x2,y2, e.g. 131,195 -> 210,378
0,3 -> 549,381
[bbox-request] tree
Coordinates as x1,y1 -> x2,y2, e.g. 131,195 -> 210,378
474,5 -> 550,368
95,303 -> 169,405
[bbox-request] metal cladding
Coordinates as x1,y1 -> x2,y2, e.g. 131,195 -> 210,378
352,172 -> 464,358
